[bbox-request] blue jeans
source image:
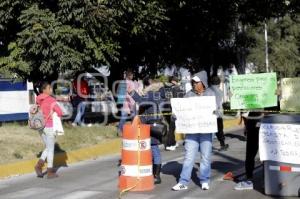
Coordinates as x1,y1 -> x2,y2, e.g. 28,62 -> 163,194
117,109 -> 136,133
179,133 -> 213,185
151,144 -> 161,165
73,102 -> 86,125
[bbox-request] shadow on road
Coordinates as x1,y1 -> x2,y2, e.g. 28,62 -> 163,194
53,143 -> 68,170
162,161 -> 201,187
37,143 -> 68,172
225,133 -> 247,142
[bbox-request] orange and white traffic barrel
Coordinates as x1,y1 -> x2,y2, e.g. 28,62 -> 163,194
119,116 -> 154,192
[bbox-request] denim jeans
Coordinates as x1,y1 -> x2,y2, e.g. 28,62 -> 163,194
40,128 -> 56,168
179,133 -> 213,185
117,110 -> 135,133
151,144 -> 161,165
73,102 -> 86,125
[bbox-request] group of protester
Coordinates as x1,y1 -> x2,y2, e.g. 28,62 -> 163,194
116,67 -> 231,188
32,64 -> 260,192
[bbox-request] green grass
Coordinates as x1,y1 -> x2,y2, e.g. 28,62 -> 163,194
0,123 -> 118,165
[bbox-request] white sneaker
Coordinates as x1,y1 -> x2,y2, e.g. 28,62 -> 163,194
71,123 -> 77,127
234,180 -> 253,190
166,146 -> 176,151
201,183 -> 210,190
87,123 -> 93,127
172,183 -> 188,191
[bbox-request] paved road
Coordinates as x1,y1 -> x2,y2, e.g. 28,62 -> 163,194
0,127 -> 293,199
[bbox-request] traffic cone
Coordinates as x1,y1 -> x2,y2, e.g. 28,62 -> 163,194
119,116 -> 154,192
223,172 -> 234,181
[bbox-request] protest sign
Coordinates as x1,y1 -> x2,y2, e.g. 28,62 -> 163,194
280,77 -> 300,112
230,73 -> 277,109
259,123 -> 300,164
171,96 -> 217,134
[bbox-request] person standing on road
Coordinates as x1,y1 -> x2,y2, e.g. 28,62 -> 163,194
234,111 -> 263,190
161,76 -> 184,151
172,71 -> 217,191
35,82 -> 63,179
128,77 -> 166,184
210,76 -> 229,151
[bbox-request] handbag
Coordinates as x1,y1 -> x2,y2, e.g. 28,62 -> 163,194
53,112 -> 64,136
148,120 -> 168,138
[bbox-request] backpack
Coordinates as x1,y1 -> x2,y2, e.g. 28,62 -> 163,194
163,84 -> 184,101
163,84 -> 174,101
28,105 -> 48,131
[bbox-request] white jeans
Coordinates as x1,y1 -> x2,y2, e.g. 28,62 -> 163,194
39,127 -> 56,168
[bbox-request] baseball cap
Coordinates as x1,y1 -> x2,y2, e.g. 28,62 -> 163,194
192,75 -> 201,83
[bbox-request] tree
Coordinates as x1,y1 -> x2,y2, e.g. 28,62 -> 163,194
1,0 -> 299,81
247,15 -> 300,78
0,0 -> 166,82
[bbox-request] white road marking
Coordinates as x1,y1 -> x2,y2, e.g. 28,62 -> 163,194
0,188 -> 52,199
122,193 -> 156,199
56,191 -> 102,199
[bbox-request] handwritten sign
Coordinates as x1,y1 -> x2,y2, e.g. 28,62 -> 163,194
280,78 -> 300,112
259,123 -> 300,164
230,73 -> 277,109
171,96 -> 217,134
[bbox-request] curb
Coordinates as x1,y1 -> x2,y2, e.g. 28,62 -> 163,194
0,138 -> 121,179
0,118 -> 240,179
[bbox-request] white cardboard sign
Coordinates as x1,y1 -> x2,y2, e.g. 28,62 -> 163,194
171,96 -> 218,134
259,123 -> 300,164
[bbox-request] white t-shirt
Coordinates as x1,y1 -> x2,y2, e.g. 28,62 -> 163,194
164,65 -> 176,77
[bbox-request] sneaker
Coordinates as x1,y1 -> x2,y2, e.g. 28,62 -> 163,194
166,146 -> 176,151
234,181 -> 253,190
172,183 -> 188,191
71,123 -> 77,127
201,183 -> 210,190
219,144 -> 229,151
87,123 -> 93,127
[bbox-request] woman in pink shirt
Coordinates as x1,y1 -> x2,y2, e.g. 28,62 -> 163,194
35,82 -> 63,179
117,70 -> 136,135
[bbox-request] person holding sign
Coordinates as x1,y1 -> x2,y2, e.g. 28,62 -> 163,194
234,73 -> 279,191
172,71 -> 217,191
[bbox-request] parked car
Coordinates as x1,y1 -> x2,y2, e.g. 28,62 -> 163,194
54,73 -> 118,124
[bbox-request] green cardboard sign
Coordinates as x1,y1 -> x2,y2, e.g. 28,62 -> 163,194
230,73 -> 277,109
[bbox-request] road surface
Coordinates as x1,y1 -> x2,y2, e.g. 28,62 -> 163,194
0,127 -> 293,199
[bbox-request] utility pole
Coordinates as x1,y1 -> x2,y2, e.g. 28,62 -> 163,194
264,22 -> 269,73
